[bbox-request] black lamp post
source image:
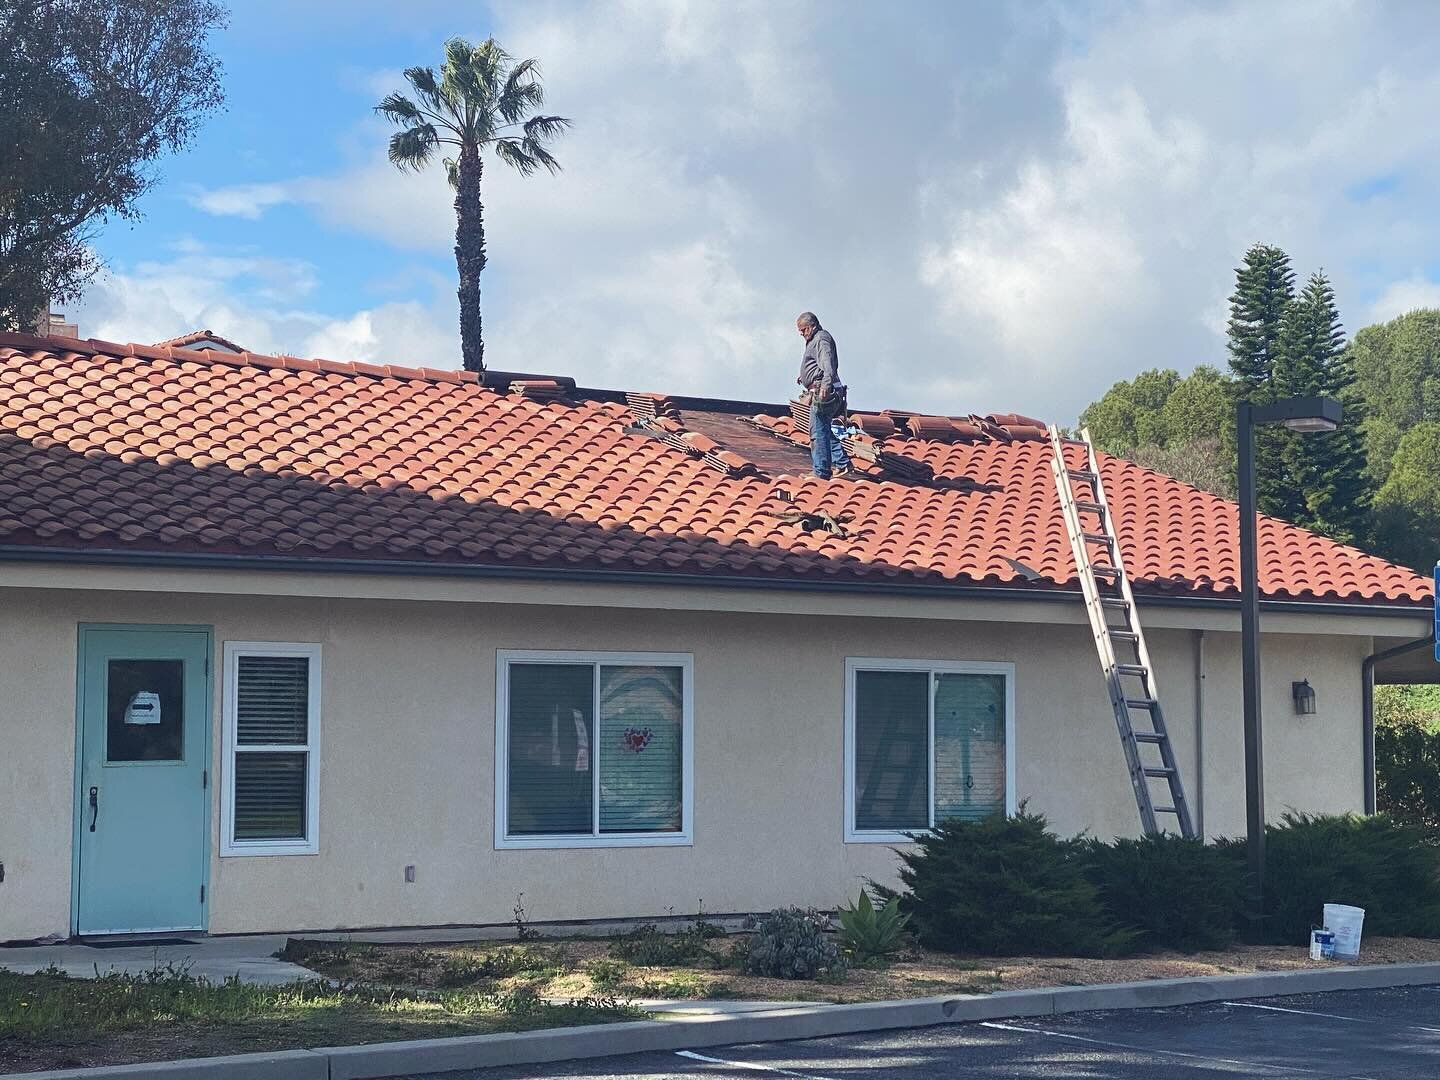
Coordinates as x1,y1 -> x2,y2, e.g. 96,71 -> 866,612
1236,394 -> 1343,924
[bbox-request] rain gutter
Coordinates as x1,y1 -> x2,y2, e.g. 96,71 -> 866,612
0,544 -> 1427,620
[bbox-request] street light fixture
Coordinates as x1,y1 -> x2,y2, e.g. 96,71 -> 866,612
1236,394 -> 1343,929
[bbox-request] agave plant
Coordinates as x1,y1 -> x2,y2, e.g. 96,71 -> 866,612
378,38 -> 569,372
836,890 -> 911,961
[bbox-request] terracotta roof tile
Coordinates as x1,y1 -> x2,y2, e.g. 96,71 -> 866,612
0,332 -> 1428,605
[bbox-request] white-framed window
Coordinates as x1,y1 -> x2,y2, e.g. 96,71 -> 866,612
496,650 -> 694,849
845,657 -> 1015,843
221,642 -> 321,856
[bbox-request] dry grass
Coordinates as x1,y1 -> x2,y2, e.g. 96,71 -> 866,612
286,932 -> 1440,1005
7,933 -> 1439,1074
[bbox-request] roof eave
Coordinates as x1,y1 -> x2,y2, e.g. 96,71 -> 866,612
0,543 -> 1427,619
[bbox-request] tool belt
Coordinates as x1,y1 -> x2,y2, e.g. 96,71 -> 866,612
809,383 -> 848,419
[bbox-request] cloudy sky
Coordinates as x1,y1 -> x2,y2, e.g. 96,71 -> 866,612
74,0 -> 1440,422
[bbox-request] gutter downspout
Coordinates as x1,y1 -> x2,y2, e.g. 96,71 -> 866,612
1361,636 -> 1432,814
1193,629 -> 1205,838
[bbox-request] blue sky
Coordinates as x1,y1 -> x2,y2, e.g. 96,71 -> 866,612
73,0 -> 1440,421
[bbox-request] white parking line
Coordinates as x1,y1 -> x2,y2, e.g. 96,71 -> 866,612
979,1020 -> 1310,1073
674,1049 -> 842,1080
1222,999 -> 1440,1034
1222,1000 -> 1372,1022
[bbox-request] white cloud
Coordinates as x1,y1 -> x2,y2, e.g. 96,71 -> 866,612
78,240 -> 458,368
184,182 -> 293,220
96,0 -> 1440,421
1368,276 -> 1440,324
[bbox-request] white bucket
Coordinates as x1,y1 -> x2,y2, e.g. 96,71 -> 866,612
1323,903 -> 1365,959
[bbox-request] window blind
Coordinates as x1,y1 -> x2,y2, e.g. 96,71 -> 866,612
231,651 -> 314,843
236,655 -> 309,744
598,665 -> 683,833
505,660 -> 685,839
234,752 -> 307,840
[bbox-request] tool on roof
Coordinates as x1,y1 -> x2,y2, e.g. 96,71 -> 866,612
1049,425 -> 1197,839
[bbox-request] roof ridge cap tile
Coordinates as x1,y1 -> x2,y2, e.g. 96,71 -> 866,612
0,330 -> 484,388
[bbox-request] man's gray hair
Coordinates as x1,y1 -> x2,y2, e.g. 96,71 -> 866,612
796,311 -> 820,330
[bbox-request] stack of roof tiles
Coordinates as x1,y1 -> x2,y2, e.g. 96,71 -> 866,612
508,379 -> 570,403
624,392 -> 680,421
0,332 -> 1429,606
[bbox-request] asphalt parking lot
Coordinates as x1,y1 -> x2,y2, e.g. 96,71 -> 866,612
422,985 -> 1440,1078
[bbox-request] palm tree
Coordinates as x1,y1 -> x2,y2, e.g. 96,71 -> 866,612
378,38 -> 569,372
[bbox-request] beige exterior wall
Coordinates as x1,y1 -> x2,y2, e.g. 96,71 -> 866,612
0,582 -> 1375,942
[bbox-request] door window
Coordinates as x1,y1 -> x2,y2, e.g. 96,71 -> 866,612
105,658 -> 184,762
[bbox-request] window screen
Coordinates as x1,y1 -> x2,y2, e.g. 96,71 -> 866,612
505,659 -> 686,840
854,670 -> 930,831
598,665 -> 683,833
851,664 -> 1009,835
227,647 -> 319,849
934,672 -> 1006,823
506,664 -> 595,836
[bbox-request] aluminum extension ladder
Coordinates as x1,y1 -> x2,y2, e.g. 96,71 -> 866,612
1048,426 -> 1197,838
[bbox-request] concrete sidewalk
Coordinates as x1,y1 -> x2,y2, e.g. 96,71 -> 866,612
0,919 -> 751,986
0,935 -> 311,985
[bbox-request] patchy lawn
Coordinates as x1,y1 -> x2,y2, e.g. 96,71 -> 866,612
0,964 -> 641,1075
284,929 -> 1440,1006
6,931 -> 1440,1074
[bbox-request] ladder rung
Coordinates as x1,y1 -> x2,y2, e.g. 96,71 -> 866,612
1066,469 -> 1097,483
1133,732 -> 1166,743
1075,500 -> 1105,514
1082,532 -> 1113,545
1143,767 -> 1176,778
1091,564 -> 1121,577
1152,805 -> 1180,814
1125,697 -> 1157,709
1109,629 -> 1138,643
1059,437 -> 1090,446
1100,597 -> 1129,609
1115,664 -> 1148,677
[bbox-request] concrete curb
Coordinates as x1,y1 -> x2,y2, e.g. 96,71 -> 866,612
13,961 -> 1440,1080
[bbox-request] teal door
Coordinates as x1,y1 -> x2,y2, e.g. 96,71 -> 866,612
76,627 -> 211,935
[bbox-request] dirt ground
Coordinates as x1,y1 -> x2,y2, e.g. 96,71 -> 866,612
6,935 -> 1439,1074
288,933 -> 1440,1005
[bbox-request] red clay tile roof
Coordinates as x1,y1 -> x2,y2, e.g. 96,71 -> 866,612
152,329 -> 246,352
0,331 -> 1429,606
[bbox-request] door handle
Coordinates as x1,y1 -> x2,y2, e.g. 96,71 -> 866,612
88,786 -> 98,832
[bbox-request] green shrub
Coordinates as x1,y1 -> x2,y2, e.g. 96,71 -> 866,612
1376,696 -> 1440,845
583,958 -> 627,993
1219,812 -> 1440,943
893,812 -> 1133,957
739,908 -> 846,979
607,923 -> 719,967
1078,834 -> 1244,952
836,890 -> 910,961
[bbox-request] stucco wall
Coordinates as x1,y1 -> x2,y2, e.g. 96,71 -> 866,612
0,585 -> 1371,941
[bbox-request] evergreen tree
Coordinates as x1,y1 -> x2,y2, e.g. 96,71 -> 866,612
1274,273 -> 1370,544
1227,244 -> 1295,396
1227,244 -> 1295,516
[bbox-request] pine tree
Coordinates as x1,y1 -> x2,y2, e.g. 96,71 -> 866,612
1227,244 -> 1295,516
1227,244 -> 1295,397
1274,273 -> 1371,544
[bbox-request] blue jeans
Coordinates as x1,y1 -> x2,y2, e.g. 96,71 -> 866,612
810,397 -> 850,478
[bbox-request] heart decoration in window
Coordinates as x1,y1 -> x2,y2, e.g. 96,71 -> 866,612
620,726 -> 653,753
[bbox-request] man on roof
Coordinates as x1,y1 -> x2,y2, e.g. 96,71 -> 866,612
795,311 -> 851,479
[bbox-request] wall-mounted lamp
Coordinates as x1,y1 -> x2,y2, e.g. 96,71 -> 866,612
1292,679 -> 1317,716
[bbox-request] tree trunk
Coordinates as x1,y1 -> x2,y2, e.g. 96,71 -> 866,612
454,144 -> 486,372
